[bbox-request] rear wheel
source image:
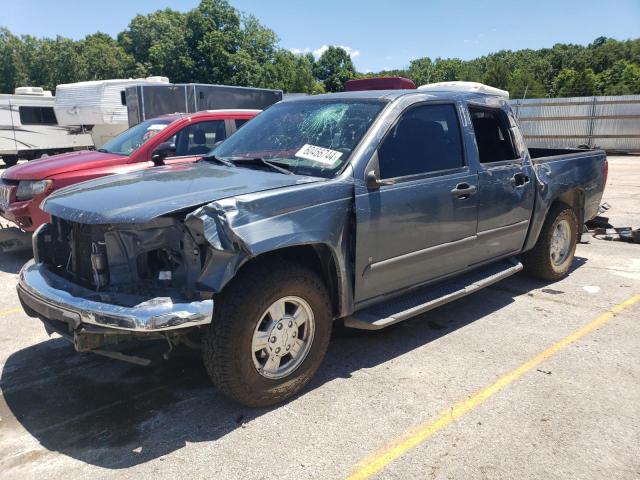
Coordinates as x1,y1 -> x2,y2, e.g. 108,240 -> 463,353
202,260 -> 332,407
522,203 -> 579,281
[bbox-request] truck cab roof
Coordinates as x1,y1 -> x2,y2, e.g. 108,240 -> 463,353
286,89 -> 509,104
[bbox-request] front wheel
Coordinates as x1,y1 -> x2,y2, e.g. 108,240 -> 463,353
202,260 -> 332,407
522,203 -> 579,281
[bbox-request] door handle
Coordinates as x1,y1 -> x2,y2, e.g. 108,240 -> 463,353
511,173 -> 530,187
451,183 -> 477,199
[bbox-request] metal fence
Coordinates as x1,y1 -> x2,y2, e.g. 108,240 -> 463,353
510,95 -> 640,153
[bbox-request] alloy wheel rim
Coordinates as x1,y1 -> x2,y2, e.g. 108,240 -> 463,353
550,219 -> 572,266
251,296 -> 315,380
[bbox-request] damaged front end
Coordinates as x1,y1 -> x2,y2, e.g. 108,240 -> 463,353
17,215 -> 217,361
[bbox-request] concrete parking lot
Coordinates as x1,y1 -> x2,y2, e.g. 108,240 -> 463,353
0,157 -> 638,480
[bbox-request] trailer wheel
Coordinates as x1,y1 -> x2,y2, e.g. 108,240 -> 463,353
1,155 -> 18,167
522,203 -> 579,281
202,259 -> 332,407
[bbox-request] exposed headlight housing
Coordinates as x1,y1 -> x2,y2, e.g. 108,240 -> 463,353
16,180 -> 52,201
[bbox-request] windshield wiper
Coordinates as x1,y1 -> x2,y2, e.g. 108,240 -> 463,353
230,157 -> 293,175
201,153 -> 235,167
97,148 -> 110,153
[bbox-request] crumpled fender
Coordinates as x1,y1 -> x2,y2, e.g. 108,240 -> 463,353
184,177 -> 356,316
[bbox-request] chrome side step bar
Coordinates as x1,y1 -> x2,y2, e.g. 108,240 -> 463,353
344,259 -> 523,330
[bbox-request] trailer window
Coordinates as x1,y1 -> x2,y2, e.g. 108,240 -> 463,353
469,107 -> 518,163
378,103 -> 464,179
19,106 -> 57,125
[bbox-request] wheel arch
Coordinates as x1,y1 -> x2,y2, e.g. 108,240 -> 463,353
230,243 -> 345,319
524,187 -> 585,251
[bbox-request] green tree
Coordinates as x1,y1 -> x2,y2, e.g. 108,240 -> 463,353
596,60 -> 632,95
429,58 -> 464,82
261,50 -> 316,93
118,9 -> 193,82
621,62 -> 640,92
0,28 -> 28,93
553,68 -> 597,97
25,36 -> 83,90
508,68 -> 547,99
77,33 -> 135,81
483,59 -> 510,90
314,46 -> 355,92
184,0 -> 279,86
408,57 -> 433,85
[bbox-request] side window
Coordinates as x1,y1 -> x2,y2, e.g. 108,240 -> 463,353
174,120 -> 227,156
19,106 -> 57,125
469,107 -> 518,163
235,119 -> 249,129
378,104 -> 464,179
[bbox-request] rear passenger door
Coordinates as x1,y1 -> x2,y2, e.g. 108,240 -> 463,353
354,103 -> 479,304
468,105 -> 535,262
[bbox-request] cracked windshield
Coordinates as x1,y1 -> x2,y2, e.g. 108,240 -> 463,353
212,100 -> 386,177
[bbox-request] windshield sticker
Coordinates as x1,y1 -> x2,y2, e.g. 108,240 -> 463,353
147,124 -> 168,131
295,144 -> 343,166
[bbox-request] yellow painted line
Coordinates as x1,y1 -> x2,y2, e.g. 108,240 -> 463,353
347,293 -> 640,480
0,307 -> 22,317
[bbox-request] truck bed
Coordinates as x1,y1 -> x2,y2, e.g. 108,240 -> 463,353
528,147 -> 593,160
524,148 -> 607,252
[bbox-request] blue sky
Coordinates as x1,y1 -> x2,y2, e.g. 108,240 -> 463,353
3,0 -> 640,72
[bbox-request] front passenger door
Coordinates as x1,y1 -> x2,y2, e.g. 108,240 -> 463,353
354,103 -> 479,304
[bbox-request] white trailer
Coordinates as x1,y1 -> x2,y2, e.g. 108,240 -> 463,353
0,87 -> 93,166
54,77 -> 170,148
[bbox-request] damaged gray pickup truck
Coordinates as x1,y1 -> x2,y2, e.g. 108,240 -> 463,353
17,88 -> 607,407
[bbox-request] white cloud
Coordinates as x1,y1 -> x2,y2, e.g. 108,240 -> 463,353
289,45 -> 361,59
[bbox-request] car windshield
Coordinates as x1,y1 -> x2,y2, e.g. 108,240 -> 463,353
99,118 -> 174,155
212,99 -> 387,177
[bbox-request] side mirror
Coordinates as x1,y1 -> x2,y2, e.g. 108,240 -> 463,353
366,170 -> 395,189
151,142 -> 176,166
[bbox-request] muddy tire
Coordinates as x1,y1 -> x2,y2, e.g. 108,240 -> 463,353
202,259 -> 332,407
522,203 -> 579,281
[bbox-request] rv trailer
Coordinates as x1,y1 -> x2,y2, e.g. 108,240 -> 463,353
0,87 -> 93,167
53,77 -> 170,148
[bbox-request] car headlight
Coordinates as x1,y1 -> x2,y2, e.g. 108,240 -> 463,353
16,180 -> 52,201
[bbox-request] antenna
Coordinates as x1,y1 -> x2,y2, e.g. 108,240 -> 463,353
516,84 -> 529,119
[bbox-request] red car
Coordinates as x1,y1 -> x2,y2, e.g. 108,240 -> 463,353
0,109 -> 259,232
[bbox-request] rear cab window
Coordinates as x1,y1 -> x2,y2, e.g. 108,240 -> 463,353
378,103 -> 465,179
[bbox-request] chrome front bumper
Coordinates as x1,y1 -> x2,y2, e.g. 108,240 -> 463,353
17,260 -> 213,332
